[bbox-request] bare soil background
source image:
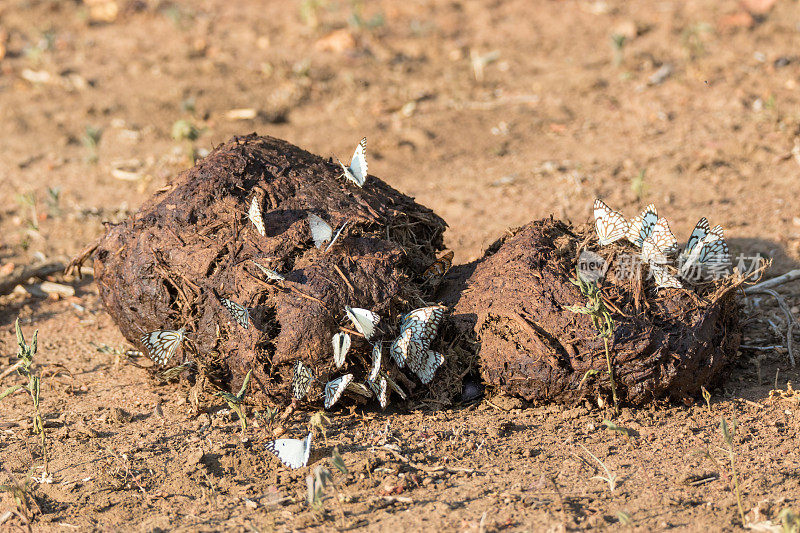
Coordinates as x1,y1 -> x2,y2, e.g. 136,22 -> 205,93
2,0 -> 800,530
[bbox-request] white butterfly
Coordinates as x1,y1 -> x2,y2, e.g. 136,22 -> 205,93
140,328 -> 185,366
337,137 -> 368,187
650,263 -> 683,290
251,260 -> 285,281
292,360 -> 314,400
324,374 -> 353,409
679,223 -> 730,278
368,376 -> 388,409
641,217 -> 678,263
407,340 -> 445,384
248,197 -> 266,237
593,199 -> 629,246
265,432 -> 312,469
626,204 -> 658,247
400,306 -> 445,349
389,327 -> 411,369
682,218 -> 711,261
345,306 -> 380,340
332,332 -> 351,369
368,343 -> 382,382
346,381 -> 372,398
307,214 -> 349,252
220,297 -> 250,330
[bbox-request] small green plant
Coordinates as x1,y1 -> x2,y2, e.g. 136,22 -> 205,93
171,119 -> 200,142
214,369 -> 252,432
701,386 -> 712,413
45,186 -> 61,217
681,22 -> 713,61
630,169 -> 646,201
1,319 -> 47,472
306,450 -> 347,523
579,443 -> 617,492
14,192 -> 39,230
602,419 -> 637,439
0,469 -> 38,526
566,268 -> 619,415
611,33 -> 627,67
720,414 -> 746,526
82,125 -> 102,163
299,0 -> 327,28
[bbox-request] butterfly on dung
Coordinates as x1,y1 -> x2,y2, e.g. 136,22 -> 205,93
593,199 -> 629,246
140,328 -> 186,366
337,137 -> 368,187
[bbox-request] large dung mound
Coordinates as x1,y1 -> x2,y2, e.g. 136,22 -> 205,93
90,134 -> 446,402
444,217 -> 742,406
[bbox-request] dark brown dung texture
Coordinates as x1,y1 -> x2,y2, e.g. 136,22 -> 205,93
445,217 -> 741,406
92,134 -> 446,402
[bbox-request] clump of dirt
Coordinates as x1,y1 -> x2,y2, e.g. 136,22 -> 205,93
443,217 -> 742,406
88,134 -> 446,403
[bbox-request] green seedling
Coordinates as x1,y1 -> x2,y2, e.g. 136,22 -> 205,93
1,319 -> 48,473
720,414 -> 745,526
45,187 -> 61,217
82,125 -> 102,163
171,119 -> 200,142
579,443 -> 617,492
0,469 -> 38,526
779,508 -> 800,533
331,447 -> 348,475
630,169 -> 646,200
214,369 -> 251,432
566,267 -> 619,415
14,192 -> 39,231
611,33 -> 627,67
701,386 -> 712,413
602,419 -> 637,439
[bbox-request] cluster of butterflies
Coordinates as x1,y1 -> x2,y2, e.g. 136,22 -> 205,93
266,304 -> 446,470
593,199 -> 731,289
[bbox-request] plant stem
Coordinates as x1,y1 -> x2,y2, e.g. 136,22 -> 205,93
728,445 -> 745,525
603,336 -> 619,416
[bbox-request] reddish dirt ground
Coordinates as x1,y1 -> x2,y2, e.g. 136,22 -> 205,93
2,0 -> 800,530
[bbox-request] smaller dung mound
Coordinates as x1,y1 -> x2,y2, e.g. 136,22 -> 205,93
89,134 -> 448,405
445,217 -> 742,406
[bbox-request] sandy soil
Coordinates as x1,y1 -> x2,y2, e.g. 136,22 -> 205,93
2,0 -> 800,530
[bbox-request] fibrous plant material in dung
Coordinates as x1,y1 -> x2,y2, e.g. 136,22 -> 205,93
442,217 -> 742,406
84,134 -> 447,405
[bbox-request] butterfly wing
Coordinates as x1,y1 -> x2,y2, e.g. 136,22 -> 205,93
220,298 -> 250,329
626,204 -> 658,247
347,137 -> 368,186
331,332 -> 351,369
368,343 -> 382,382
140,328 -> 185,365
344,306 -> 380,340
401,306 -> 445,349
248,197 -> 266,237
418,349 -> 445,384
593,199 -> 629,246
698,225 -> 730,264
265,432 -> 312,469
307,213 -> 333,249
251,260 -> 285,281
649,217 -> 678,256
684,217 -> 710,255
389,328 -> 411,368
368,377 -> 388,409
292,361 -> 314,400
651,264 -> 683,290
424,251 -> 454,279
384,374 -> 408,400
324,374 -> 353,409
345,381 -> 372,397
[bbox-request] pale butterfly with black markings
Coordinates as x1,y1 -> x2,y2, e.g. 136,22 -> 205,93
389,327 -> 412,368
332,332 -> 351,369
251,260 -> 285,281
368,343 -> 382,382
650,263 -> 683,290
248,197 -> 266,237
220,297 -> 250,330
626,204 -> 658,247
390,306 -> 445,369
681,217 -> 711,261
679,222 -> 730,278
593,199 -> 629,246
265,432 -> 313,470
345,306 -> 380,340
407,340 -> 445,384
140,328 -> 186,366
324,374 -> 353,409
307,214 -> 349,252
337,137 -> 368,187
292,360 -> 314,401
641,217 -> 678,263
368,376 -> 388,409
